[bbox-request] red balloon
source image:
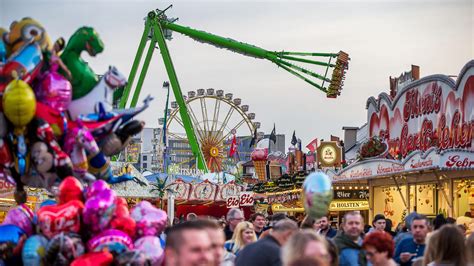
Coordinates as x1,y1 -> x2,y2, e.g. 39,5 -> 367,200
71,251 -> 113,266
114,197 -> 129,218
37,200 -> 84,239
110,216 -> 136,238
58,176 -> 84,204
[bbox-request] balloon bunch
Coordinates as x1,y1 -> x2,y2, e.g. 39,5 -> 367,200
0,177 -> 167,265
0,17 -> 150,202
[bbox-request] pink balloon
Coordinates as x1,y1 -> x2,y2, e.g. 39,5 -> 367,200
2,204 -> 34,236
134,236 -> 164,266
83,188 -> 116,233
86,180 -> 109,199
35,71 -> 72,112
87,229 -> 133,252
131,201 -> 167,237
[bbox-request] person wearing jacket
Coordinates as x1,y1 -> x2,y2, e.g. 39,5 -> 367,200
333,211 -> 367,266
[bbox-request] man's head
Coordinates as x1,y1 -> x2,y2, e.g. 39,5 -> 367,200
372,214 -> 386,232
465,211 -> 472,218
226,208 -> 244,230
250,213 -> 266,232
195,219 -> 226,266
165,221 -> 213,266
318,216 -> 330,230
410,214 -> 429,244
271,219 -> 299,246
342,211 -> 364,241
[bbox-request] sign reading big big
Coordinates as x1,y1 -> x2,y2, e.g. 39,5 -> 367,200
367,61 -> 474,159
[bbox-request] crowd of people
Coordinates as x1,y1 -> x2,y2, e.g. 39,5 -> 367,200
163,209 -> 474,266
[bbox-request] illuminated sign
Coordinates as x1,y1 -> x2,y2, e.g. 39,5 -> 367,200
317,142 -> 342,168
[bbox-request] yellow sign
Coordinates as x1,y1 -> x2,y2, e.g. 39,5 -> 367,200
329,200 -> 369,211
317,141 -> 342,167
271,203 -> 305,213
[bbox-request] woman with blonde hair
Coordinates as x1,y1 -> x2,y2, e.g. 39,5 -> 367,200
224,221 -> 257,255
422,224 -> 466,266
282,230 -> 331,266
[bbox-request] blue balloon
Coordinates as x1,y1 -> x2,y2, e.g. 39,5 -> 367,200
0,224 -> 26,244
22,235 -> 48,266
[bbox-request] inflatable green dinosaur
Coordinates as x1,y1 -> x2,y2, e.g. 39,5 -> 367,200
61,26 -> 104,99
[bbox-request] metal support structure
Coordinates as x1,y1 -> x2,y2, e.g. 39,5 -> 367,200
393,175 -> 408,210
433,171 -> 453,211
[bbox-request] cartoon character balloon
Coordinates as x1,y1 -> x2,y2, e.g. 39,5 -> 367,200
3,17 -> 52,56
302,172 -> 333,219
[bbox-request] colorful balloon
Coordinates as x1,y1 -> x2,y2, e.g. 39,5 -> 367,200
22,235 -> 48,266
37,200 -> 84,239
87,229 -> 133,253
0,224 -> 27,259
2,204 -> 34,236
83,188 -> 116,233
71,251 -> 113,266
58,176 -> 84,204
302,172 -> 333,219
134,236 -> 164,266
44,232 -> 85,265
110,197 -> 136,237
35,71 -> 72,112
86,179 -> 109,199
131,201 -> 167,237
2,79 -> 36,128
113,250 -> 148,266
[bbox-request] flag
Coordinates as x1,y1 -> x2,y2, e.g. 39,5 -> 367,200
249,128 -> 257,148
330,135 -> 340,142
291,130 -> 298,146
306,138 -> 318,153
229,135 -> 237,157
269,124 -> 276,144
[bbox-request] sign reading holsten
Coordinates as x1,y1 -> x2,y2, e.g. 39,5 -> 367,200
317,141 -> 342,168
329,200 -> 369,211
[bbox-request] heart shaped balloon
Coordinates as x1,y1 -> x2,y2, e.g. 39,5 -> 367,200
37,200 -> 84,239
35,71 -> 72,112
71,251 -> 114,266
2,204 -> 34,236
131,201 -> 167,237
83,188 -> 116,233
134,236 -> 164,266
110,216 -> 136,238
58,176 -> 84,204
87,229 -> 133,253
302,172 -> 333,219
22,235 -> 49,266
44,232 -> 85,265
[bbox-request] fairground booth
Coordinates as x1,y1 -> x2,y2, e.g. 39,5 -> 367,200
327,61 -> 474,227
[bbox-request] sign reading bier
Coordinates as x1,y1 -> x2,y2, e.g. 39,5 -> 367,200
366,62 -> 474,159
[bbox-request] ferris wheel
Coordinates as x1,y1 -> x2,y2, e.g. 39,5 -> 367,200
159,88 -> 260,172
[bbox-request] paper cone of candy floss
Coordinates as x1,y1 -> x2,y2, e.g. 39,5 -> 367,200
302,171 -> 333,219
251,148 -> 268,181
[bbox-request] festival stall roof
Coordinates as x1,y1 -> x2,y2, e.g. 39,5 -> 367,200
110,162 -> 156,198
144,173 -> 202,184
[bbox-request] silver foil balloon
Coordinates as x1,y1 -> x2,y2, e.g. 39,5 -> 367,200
302,172 -> 333,219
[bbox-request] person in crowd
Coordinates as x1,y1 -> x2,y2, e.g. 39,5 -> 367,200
333,211 -> 367,266
224,208 -> 245,240
249,213 -> 266,238
363,225 -> 372,234
319,216 -> 337,238
326,239 -> 340,266
282,230 -> 331,266
432,214 -> 446,231
394,212 -> 418,246
445,217 -> 456,224
224,221 -> 257,255
466,232 -> 474,265
362,231 -> 397,266
260,212 -> 287,238
165,221 -> 213,266
370,214 -> 387,234
198,219 -> 235,266
235,219 -> 298,266
456,211 -> 473,227
300,215 -> 320,231
394,214 -> 429,266
287,256 -> 328,266
422,224 -> 466,266
385,218 -> 396,237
